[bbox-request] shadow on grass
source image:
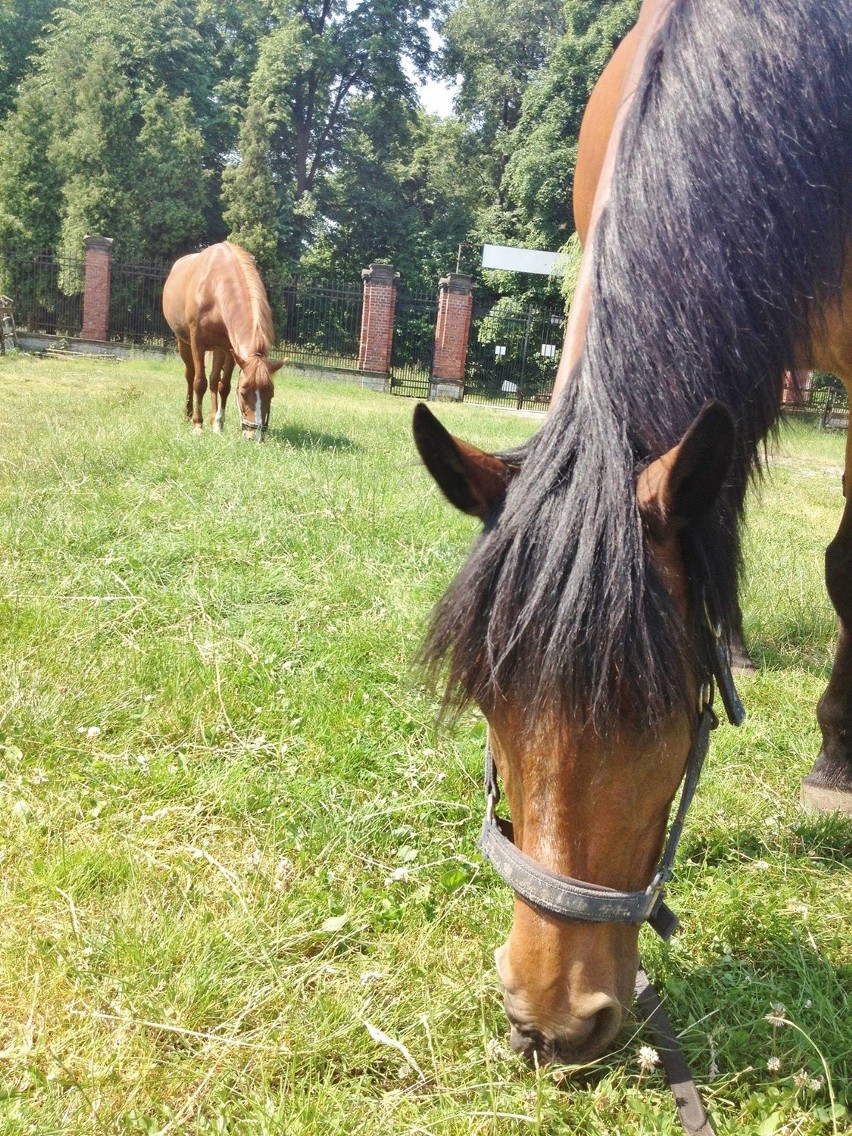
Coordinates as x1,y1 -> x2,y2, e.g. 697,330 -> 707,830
738,619 -> 834,680
548,932 -> 850,1123
679,810 -> 852,870
266,425 -> 358,451
632,941 -> 852,1098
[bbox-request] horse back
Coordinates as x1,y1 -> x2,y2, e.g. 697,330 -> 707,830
163,243 -> 273,358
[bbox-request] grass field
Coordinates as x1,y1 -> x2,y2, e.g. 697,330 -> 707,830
0,351 -> 850,1135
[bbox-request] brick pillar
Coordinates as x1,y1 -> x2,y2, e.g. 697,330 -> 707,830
358,262 -> 398,392
81,235 -> 114,341
430,273 -> 474,401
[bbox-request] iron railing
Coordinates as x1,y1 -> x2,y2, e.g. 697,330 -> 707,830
781,373 -> 848,425
464,301 -> 565,410
109,260 -> 172,344
390,288 -> 437,400
0,244 -> 573,416
271,278 -> 362,371
0,247 -> 84,336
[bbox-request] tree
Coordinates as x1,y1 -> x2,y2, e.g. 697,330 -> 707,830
137,90 -> 210,262
222,96 -> 283,281
49,44 -> 141,266
0,83 -> 62,251
438,0 -> 566,205
395,113 -> 486,286
240,0 -> 437,264
0,0 -> 59,118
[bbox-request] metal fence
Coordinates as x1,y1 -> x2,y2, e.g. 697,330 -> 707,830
781,373 -> 849,429
109,260 -> 172,344
464,301 -> 565,410
390,288 -> 437,399
272,278 -> 363,370
0,244 -> 572,416
0,247 -> 84,336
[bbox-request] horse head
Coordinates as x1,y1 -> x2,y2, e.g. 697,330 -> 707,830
235,355 -> 284,442
413,400 -> 736,1063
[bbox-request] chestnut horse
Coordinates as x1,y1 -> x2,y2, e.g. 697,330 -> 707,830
414,0 -> 851,1064
162,242 -> 283,440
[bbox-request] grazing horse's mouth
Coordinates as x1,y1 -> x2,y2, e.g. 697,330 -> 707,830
240,390 -> 270,440
506,1004 -> 624,1065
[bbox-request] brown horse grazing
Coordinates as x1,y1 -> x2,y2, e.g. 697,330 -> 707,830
162,242 -> 283,441
414,0 -> 851,1066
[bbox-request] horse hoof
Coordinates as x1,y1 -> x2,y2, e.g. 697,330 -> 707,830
800,780 -> 852,815
212,423 -> 223,434
193,424 -> 203,436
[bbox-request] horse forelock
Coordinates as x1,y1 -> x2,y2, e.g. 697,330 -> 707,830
425,0 -> 851,735
238,354 -> 275,394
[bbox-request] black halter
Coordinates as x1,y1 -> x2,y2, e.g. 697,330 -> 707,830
478,597 -> 745,938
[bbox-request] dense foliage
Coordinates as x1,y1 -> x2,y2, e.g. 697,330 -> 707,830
0,0 -> 636,296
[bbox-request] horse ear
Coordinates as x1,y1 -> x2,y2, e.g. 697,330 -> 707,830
637,401 -> 736,538
413,403 -> 517,519
268,359 -> 285,374
233,352 -> 247,370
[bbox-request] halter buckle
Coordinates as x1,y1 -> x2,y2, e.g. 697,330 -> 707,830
649,868 -> 668,891
485,792 -> 498,825
702,594 -> 722,638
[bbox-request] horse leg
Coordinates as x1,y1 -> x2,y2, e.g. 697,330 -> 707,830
189,334 -> 207,435
178,339 -> 194,420
216,354 -> 235,432
806,468 -> 852,813
803,315 -> 852,811
209,350 -> 223,432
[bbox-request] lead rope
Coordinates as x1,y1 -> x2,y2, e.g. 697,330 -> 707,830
632,605 -> 742,1135
635,968 -> 716,1135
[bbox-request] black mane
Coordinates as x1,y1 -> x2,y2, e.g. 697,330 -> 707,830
425,0 -> 852,732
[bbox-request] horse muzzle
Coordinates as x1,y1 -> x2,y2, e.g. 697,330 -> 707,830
496,942 -> 627,1063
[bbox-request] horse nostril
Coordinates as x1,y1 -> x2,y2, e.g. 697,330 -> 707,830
582,1000 -> 622,1055
506,998 -> 623,1064
509,1025 -> 550,1061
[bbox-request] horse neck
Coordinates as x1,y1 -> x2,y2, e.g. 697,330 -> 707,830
227,313 -> 272,366
217,255 -> 274,362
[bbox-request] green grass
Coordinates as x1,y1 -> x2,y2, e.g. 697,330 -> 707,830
0,351 -> 850,1135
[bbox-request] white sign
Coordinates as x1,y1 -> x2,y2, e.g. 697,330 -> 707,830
481,243 -> 562,276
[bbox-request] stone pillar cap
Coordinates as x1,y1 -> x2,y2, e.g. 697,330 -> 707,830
362,262 -> 399,285
439,273 -> 475,295
83,235 -> 115,253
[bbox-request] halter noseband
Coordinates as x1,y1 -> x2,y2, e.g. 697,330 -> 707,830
240,355 -> 272,434
240,413 -> 269,435
478,596 -> 745,941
